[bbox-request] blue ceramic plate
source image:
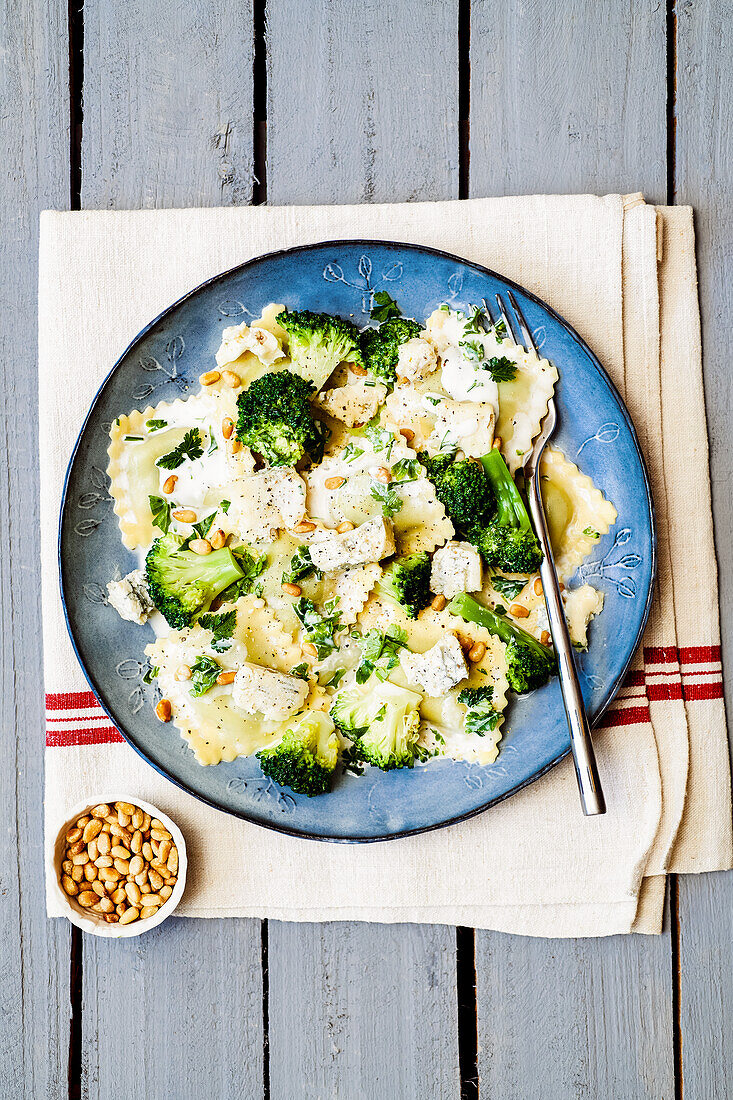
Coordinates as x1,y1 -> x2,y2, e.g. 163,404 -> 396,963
60,241 -> 655,841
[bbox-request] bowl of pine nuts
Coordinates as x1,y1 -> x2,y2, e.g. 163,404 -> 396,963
50,798 -> 187,937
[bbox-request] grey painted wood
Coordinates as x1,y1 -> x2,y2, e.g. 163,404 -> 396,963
264,5 -> 461,1097
268,921 -> 460,1100
79,6 -> 265,1097
265,0 -> 460,206
469,4 -> 676,1096
0,1 -> 72,1096
675,2 -> 733,1096
81,918 -> 264,1099
469,0 -> 667,204
82,0 -> 256,208
475,927 -> 675,1099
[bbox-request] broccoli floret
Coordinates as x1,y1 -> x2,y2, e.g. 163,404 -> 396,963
235,369 -> 326,467
467,448 -> 542,574
276,308 -> 363,390
419,451 -> 494,533
450,593 -> 556,694
360,317 -> 421,384
457,685 -> 502,737
145,534 -> 245,629
330,677 -> 422,770
376,553 -> 431,619
257,711 -> 340,797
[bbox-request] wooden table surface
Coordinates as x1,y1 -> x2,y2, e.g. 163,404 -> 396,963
3,1 -> 731,1096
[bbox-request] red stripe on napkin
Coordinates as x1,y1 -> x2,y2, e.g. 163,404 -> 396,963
45,691 -> 124,747
46,726 -> 124,747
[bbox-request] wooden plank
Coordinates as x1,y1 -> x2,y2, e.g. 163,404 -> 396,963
469,4 -> 674,1096
475,928 -> 674,1098
469,0 -> 667,204
264,4 -> 461,1096
674,2 -> 733,1096
79,5 -> 264,1096
268,921 -> 460,1100
265,0 -> 460,206
0,0 -> 72,1095
82,0 -> 256,208
81,918 -> 264,1098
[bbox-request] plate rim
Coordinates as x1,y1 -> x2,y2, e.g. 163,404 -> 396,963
58,238 -> 657,843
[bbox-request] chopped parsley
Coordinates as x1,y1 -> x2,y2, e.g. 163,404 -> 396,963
355,626 -> 408,684
219,546 -> 267,601
149,495 -> 172,535
370,481 -> 403,518
484,356 -> 517,383
289,663 -> 310,681
293,597 -> 341,660
491,575 -> 527,601
457,686 -> 501,737
198,609 -> 237,652
142,664 -> 159,685
462,304 -> 486,335
390,457 -> 421,483
342,442 -> 365,464
146,419 -> 167,432
156,429 -> 204,470
207,431 -> 218,456
282,545 -> 320,585
124,435 -> 144,442
370,290 -> 402,322
193,512 -> 217,540
583,527 -> 601,539
219,499 -> 231,514
189,655 -> 222,697
459,339 -> 486,363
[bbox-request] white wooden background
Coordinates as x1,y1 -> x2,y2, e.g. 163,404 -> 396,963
2,1 -> 731,1096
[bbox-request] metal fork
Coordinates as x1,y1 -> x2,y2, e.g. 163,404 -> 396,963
486,292 -> 606,816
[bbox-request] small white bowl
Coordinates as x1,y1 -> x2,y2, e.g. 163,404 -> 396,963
49,796 -> 187,938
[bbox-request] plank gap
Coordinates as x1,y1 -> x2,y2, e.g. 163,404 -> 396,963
671,876 -> 684,1100
458,0 -> 471,200
68,927 -> 83,1100
68,0 -> 84,209
252,0 -> 267,204
261,920 -> 270,1100
456,926 -> 478,1100
666,0 -> 678,203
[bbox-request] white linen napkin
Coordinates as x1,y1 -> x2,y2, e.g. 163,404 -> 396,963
40,195 -> 732,937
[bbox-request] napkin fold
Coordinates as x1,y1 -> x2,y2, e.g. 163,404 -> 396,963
41,195 -> 732,937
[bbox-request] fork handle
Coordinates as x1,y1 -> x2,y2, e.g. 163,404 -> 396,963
526,470 -> 606,816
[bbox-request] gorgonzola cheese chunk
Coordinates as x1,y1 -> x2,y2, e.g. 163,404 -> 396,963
106,570 -> 154,625
308,516 -> 396,573
223,466 -> 307,541
231,663 -> 309,721
430,541 -> 482,600
427,400 -> 495,458
396,337 -> 438,382
216,322 -> 285,369
400,632 -> 468,697
314,378 -> 388,428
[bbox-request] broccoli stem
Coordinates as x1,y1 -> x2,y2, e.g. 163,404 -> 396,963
449,593 -> 550,662
479,448 -> 531,530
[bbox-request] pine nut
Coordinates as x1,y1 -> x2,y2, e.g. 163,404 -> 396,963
104,914 -> 119,924
142,842 -> 154,861
77,891 -> 97,908
156,699 -> 172,722
65,827 -> 82,844
116,903 -> 127,916
69,839 -> 85,856
294,521 -> 316,533
456,633 -> 473,654
375,467 -> 392,483
199,370 -> 220,386
76,815 -> 91,828
132,808 -> 144,830
399,428 -> 415,443
87,839 -> 99,861
158,840 -> 171,864
119,907 -> 139,925
61,875 -> 78,896
62,860 -> 72,874
70,865 -> 84,883
95,855 -> 113,868
302,642 -> 318,658
559,582 -> 565,592
163,475 -> 177,494
336,521 -> 354,533
142,814 -> 151,832
114,858 -> 130,875
222,417 -> 234,440
189,538 -> 212,555
143,893 -> 163,908
125,882 -> 142,906
324,476 -> 346,490
167,848 -> 178,875
210,529 -> 226,550
160,885 -> 173,901
216,670 -> 236,686
115,801 -> 134,817
82,819 -> 103,844
172,509 -> 197,523
92,881 -> 107,898
228,439 -> 242,455
99,867 -> 121,883
492,437 -> 502,449
135,872 -> 149,887
72,851 -> 89,866
140,906 -> 159,920
129,855 -> 145,877
468,642 -> 487,663
174,665 -> 192,682
541,630 -> 551,646
221,369 -> 241,388
509,603 -> 530,619
534,578 -> 543,596
83,863 -> 97,881
350,363 -> 368,377
151,827 -> 172,842
117,811 -> 131,828
91,804 -> 110,819
130,831 -> 142,854
148,870 -> 164,892
431,594 -> 447,612
282,582 -> 302,596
